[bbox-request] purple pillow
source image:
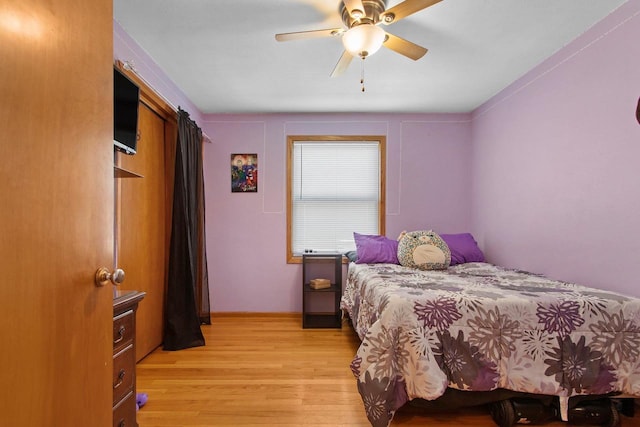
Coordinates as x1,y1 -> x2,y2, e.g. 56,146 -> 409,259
353,232 -> 399,264
440,233 -> 485,266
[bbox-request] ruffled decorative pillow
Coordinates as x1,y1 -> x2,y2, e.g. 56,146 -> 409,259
397,230 -> 451,270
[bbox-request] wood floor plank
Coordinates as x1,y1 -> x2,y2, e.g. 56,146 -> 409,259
136,315 -> 639,426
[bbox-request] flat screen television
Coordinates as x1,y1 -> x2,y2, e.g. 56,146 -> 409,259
113,68 -> 140,155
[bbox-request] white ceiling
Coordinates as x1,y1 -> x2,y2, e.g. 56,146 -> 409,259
114,0 -> 627,114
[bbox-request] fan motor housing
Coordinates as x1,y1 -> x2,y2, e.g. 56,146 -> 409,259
341,0 -> 387,28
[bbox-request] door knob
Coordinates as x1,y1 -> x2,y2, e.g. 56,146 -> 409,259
95,267 -> 125,287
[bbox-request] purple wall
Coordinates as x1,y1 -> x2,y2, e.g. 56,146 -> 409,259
114,0 -> 640,310
471,0 -> 640,296
201,114 -> 472,311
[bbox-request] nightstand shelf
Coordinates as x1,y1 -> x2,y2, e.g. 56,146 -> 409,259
302,253 -> 343,329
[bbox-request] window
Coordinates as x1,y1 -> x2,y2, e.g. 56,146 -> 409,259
287,135 -> 386,263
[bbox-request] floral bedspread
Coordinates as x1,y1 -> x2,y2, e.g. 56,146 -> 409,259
340,262 -> 640,427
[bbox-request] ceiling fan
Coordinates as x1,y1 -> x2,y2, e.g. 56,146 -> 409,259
275,0 -> 442,77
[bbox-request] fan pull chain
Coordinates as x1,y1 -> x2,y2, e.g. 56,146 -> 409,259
360,57 -> 366,92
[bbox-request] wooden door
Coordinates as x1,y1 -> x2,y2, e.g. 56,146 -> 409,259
117,104 -> 168,360
0,0 -> 114,426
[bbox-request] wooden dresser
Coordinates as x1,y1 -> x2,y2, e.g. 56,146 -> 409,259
113,290 -> 145,427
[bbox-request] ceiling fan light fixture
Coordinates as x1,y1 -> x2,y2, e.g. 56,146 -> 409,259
381,13 -> 395,24
350,9 -> 364,19
342,24 -> 385,58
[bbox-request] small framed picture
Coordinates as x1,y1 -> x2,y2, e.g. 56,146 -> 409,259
231,153 -> 258,193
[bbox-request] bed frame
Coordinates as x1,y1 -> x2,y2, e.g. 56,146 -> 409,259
341,262 -> 640,427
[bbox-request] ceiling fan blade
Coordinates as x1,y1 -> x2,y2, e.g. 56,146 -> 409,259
330,51 -> 354,77
343,0 -> 366,18
383,32 -> 428,60
275,28 -> 343,42
381,0 -> 443,24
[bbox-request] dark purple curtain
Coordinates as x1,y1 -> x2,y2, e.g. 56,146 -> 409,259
163,108 -> 210,351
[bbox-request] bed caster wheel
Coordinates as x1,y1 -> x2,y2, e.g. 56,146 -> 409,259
490,400 -> 516,427
491,398 -> 558,426
568,399 -> 620,427
606,404 -> 621,427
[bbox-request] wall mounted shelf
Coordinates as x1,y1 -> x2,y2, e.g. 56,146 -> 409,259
114,165 -> 143,178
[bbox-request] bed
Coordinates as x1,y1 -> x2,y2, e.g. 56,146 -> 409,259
340,260 -> 640,427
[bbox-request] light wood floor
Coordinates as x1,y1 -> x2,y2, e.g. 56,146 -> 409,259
136,315 -> 639,427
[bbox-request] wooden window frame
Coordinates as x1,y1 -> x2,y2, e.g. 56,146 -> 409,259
286,135 -> 386,264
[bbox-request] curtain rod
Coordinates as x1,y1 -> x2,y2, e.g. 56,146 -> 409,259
120,60 -> 212,144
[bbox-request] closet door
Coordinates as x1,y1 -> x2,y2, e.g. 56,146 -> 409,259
118,103 -> 167,361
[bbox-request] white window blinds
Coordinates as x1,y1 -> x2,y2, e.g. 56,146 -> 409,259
291,140 -> 381,255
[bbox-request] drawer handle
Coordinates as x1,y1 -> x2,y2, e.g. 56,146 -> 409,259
118,420 -> 126,427
114,325 -> 126,344
113,369 -> 125,389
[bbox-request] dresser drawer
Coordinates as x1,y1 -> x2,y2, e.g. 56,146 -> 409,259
113,309 -> 135,353
113,343 -> 135,405
113,390 -> 137,427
